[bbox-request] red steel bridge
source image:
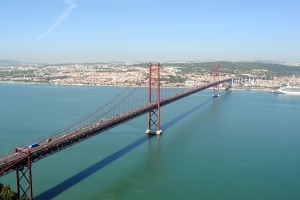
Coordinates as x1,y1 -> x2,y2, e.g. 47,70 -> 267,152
0,63 -> 232,200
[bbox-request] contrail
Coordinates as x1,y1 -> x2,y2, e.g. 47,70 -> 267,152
29,0 -> 77,47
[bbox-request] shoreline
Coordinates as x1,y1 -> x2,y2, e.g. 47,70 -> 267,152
0,81 -> 275,92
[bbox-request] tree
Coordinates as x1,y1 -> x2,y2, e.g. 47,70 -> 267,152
0,182 -> 18,200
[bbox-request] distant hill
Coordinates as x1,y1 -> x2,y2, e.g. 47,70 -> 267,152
0,59 -> 22,65
1,59 -> 300,77
134,61 -> 300,77
0,59 -> 46,66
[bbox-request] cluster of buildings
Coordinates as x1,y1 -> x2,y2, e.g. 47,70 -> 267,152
0,63 -> 299,90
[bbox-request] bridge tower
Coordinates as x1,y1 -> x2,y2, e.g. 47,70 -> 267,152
212,63 -> 220,97
146,63 -> 163,135
14,148 -> 33,200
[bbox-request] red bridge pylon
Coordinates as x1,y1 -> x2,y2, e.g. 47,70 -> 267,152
212,63 -> 220,97
146,63 -> 163,135
14,148 -> 33,200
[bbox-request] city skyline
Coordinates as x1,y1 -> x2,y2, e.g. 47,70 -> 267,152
1,0 -> 300,63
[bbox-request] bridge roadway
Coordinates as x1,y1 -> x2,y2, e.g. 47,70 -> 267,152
0,78 -> 232,176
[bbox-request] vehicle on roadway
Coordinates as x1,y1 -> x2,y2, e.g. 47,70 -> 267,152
28,143 -> 39,149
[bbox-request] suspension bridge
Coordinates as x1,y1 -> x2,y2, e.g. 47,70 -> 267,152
0,63 -> 234,199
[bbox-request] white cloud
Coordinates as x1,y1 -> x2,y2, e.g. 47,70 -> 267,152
29,0 -> 77,47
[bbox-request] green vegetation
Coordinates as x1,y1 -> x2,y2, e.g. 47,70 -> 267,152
135,61 -> 283,78
0,183 -> 27,200
0,183 -> 17,200
161,75 -> 187,84
135,61 -> 300,78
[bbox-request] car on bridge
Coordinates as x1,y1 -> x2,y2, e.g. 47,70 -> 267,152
28,143 -> 39,149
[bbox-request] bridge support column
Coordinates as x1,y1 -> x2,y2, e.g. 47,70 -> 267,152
146,63 -> 163,135
15,148 -> 33,200
212,64 -> 220,97
225,78 -> 233,90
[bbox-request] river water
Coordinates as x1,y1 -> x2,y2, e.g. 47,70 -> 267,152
0,84 -> 300,200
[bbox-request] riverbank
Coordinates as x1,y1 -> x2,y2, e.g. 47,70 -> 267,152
0,81 -> 276,92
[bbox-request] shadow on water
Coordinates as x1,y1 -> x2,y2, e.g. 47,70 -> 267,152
35,95 -> 216,200
34,135 -> 152,200
161,97 -> 212,130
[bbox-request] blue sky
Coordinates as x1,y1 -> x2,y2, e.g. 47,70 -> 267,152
0,0 -> 300,63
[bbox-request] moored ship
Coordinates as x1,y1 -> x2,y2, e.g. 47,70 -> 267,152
276,87 -> 300,95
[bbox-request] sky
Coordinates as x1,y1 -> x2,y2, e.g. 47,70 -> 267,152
0,0 -> 300,64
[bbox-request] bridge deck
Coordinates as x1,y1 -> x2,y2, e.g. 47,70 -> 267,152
0,78 -> 232,176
